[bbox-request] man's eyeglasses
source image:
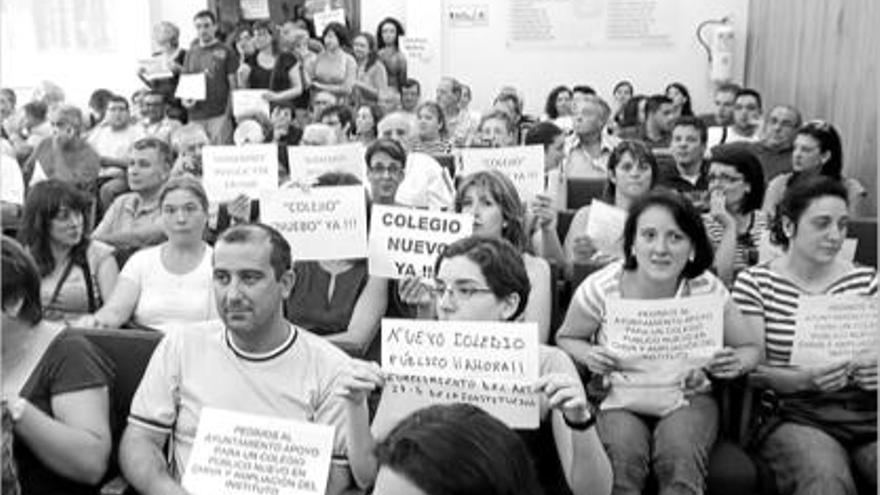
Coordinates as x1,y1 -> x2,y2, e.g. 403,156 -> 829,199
707,172 -> 744,184
370,164 -> 403,175
428,282 -> 494,301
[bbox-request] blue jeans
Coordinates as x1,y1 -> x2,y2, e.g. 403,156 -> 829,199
597,393 -> 718,495
759,422 -> 877,495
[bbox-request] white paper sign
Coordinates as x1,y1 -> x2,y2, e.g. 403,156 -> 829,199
790,295 -> 879,366
399,37 -> 431,63
241,0 -> 270,19
368,205 -> 472,279
202,145 -> 279,203
176,73 -> 207,101
604,294 -> 724,365
1,154 -> 24,205
313,8 -> 346,35
232,90 -> 270,120
586,200 -> 627,257
139,57 -> 173,80
460,145 -> 545,201
261,185 -> 367,260
182,408 -> 334,495
286,143 -> 366,183
380,318 -> 540,429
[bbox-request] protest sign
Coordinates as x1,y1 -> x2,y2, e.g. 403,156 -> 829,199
313,8 -> 346,35
176,73 -> 206,100
286,143 -> 366,183
202,145 -> 278,203
138,57 -> 173,80
586,200 -> 627,257
459,146 -> 544,201
604,294 -> 724,364
241,0 -> 270,19
790,295 -> 879,366
368,205 -> 472,279
261,185 -> 367,260
232,90 -> 270,120
181,408 -> 334,495
380,318 -> 540,429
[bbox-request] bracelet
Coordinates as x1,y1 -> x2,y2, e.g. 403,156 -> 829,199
8,397 -> 27,423
563,412 -> 596,431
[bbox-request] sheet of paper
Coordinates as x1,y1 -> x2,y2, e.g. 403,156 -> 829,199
176,73 -> 206,101
261,185 -> 368,260
313,8 -> 346,35
240,0 -> 270,19
586,200 -> 627,257
182,407 -> 334,495
286,143 -> 366,184
202,144 -> 279,203
459,145 -> 545,201
138,56 -> 173,80
790,295 -> 879,366
232,90 -> 270,119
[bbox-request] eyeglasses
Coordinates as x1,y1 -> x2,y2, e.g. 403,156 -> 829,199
370,164 -> 403,175
428,282 -> 494,301
707,172 -> 744,184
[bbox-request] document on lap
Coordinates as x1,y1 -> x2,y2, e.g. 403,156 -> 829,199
789,294 -> 879,367
182,408 -> 334,495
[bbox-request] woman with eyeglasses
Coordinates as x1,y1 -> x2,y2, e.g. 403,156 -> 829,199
733,176 -> 876,495
703,144 -> 767,286
18,180 -> 118,323
76,176 -> 217,332
763,120 -> 866,218
338,235 -> 613,495
556,190 -> 762,495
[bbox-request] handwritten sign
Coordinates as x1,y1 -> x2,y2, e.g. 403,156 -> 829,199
790,295 -> 879,366
202,145 -> 278,203
181,408 -> 334,495
400,37 -> 432,63
232,90 -> 270,120
586,200 -> 627,257
261,185 -> 367,260
176,73 -> 206,101
313,8 -> 346,35
241,0 -> 270,19
286,143 -> 366,183
604,294 -> 724,365
379,318 -> 540,428
459,145 -> 545,201
138,57 -> 173,80
368,205 -> 472,279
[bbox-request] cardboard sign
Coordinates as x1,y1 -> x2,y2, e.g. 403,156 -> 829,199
202,145 -> 279,203
182,408 -> 334,495
176,73 -> 206,101
286,143 -> 366,183
241,0 -> 270,19
586,200 -> 627,257
368,205 -> 472,279
459,146 -> 545,201
313,8 -> 346,36
604,294 -> 724,364
380,318 -> 540,429
790,295 -> 879,366
261,185 -> 367,260
232,90 -> 270,120
138,57 -> 173,80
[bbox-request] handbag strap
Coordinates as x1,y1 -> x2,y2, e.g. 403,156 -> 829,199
47,253 -> 98,313
47,258 -> 77,309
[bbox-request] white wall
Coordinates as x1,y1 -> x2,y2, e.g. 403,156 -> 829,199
361,0 -> 750,116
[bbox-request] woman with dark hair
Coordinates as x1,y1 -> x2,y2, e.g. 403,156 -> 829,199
557,190 -> 761,495
763,120 -> 865,217
666,82 -> 694,118
18,180 -> 118,322
351,32 -> 388,106
2,236 -> 114,495
615,94 -> 647,134
411,101 -> 451,154
227,24 -> 255,62
733,176 -> 876,495
353,104 -> 382,145
339,236 -> 613,495
543,85 -> 574,134
609,80 -> 634,134
311,22 -> 357,100
703,144 -> 767,286
375,17 -> 407,91
236,20 -> 304,105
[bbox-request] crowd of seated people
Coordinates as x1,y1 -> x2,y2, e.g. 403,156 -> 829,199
0,7 -> 877,495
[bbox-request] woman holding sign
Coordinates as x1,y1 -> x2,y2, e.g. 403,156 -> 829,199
557,190 -> 762,495
236,21 -> 305,106
338,236 -> 613,495
732,176 -> 877,495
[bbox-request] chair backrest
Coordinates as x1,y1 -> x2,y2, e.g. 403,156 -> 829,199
849,217 -> 877,268
566,178 -> 606,210
556,209 -> 576,245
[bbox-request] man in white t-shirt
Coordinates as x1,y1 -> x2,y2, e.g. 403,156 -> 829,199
120,224 -> 368,495
88,95 -> 144,209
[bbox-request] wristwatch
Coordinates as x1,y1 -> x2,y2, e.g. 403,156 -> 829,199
8,397 -> 27,423
563,410 -> 597,431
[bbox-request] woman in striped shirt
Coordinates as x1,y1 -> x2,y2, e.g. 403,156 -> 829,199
732,176 -> 877,495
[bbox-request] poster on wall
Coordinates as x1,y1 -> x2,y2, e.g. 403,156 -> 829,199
508,0 -> 677,49
447,4 -> 489,27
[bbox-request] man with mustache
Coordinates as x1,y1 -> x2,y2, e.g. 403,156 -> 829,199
119,224 -> 367,495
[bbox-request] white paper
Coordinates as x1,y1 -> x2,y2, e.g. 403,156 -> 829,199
138,57 -> 173,80
232,90 -> 270,120
202,145 -> 279,203
368,205 -> 473,279
240,0 -> 270,19
1,154 -> 24,205
28,159 -> 48,188
790,295 -> 879,366
181,408 -> 334,495
313,8 -> 346,35
176,73 -> 206,101
459,145 -> 545,202
379,318 -> 541,429
586,200 -> 627,257
286,143 -> 366,183
261,185 -> 368,260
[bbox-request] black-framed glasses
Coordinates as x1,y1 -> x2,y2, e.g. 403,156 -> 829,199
428,282 -> 494,301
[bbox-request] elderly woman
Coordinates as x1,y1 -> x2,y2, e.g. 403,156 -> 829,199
18,180 -> 118,322
2,236 -> 113,495
80,176 -> 217,332
556,190 -> 762,495
310,22 -> 357,101
733,176 -> 877,495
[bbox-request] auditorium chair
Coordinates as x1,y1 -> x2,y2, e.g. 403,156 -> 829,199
566,178 -> 606,210
848,217 -> 877,268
